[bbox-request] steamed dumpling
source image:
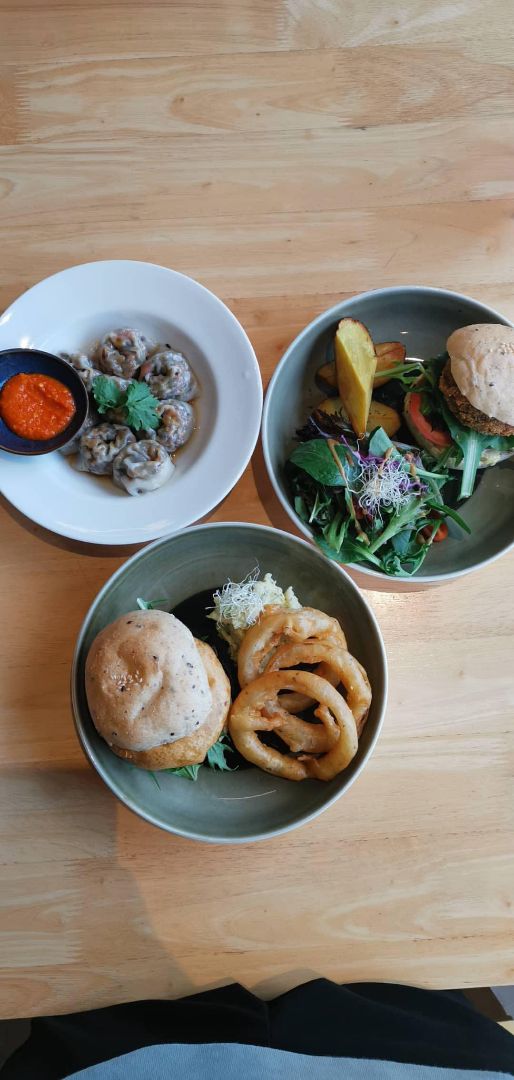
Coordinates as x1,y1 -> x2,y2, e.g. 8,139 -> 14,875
78,423 -> 136,475
113,439 -> 174,495
95,329 -> 149,379
59,405 -> 100,456
60,351 -> 99,393
139,350 -> 198,401
141,400 -> 194,452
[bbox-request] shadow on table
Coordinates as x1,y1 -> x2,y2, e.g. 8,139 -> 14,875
0,493 -> 143,559
251,436 -> 303,537
0,764 -> 198,1024
1,482 -> 244,559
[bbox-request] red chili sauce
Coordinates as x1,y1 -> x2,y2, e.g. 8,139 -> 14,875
0,372 -> 76,440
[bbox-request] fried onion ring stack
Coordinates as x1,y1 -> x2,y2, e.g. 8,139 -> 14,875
229,607 -> 372,782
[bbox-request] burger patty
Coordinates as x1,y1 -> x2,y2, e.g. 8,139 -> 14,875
439,361 -> 514,437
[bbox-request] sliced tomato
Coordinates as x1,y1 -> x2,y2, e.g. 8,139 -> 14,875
433,521 -> 449,542
408,392 -> 452,448
417,520 -> 449,544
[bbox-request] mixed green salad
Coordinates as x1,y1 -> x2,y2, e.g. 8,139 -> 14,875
285,351 -> 513,578
287,416 -> 468,577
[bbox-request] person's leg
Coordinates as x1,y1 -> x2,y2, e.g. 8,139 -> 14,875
5,979 -> 514,1078
269,979 -> 514,1073
1,984 -> 269,1080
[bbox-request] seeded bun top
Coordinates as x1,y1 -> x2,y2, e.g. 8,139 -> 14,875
85,609 -> 211,751
447,323 -> 514,426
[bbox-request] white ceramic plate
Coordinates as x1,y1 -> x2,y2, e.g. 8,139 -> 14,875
0,261 -> 262,544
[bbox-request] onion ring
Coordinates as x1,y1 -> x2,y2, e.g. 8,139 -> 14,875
263,638 -> 341,714
266,643 -> 371,737
228,670 -> 358,782
238,607 -> 347,712
257,701 -> 340,754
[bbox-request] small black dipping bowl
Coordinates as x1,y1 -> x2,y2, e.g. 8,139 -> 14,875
0,349 -> 89,455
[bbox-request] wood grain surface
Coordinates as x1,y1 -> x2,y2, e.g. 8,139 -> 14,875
0,0 -> 513,1019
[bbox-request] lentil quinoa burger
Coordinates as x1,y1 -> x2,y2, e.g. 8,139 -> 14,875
404,323 -> 514,496
85,609 -> 231,770
441,324 -> 514,437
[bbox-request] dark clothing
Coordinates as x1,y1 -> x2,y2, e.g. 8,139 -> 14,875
3,980 -> 514,1079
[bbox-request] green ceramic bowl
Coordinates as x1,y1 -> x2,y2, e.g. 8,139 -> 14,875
72,523 -> 387,843
262,286 -> 514,586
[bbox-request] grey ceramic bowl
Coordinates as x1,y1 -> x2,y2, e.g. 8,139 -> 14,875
262,286 -> 514,586
72,523 -> 387,843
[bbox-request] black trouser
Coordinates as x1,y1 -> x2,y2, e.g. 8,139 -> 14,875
3,980 -> 514,1079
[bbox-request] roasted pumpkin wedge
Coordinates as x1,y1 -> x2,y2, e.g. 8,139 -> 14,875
334,318 -> 377,437
316,340 -> 407,393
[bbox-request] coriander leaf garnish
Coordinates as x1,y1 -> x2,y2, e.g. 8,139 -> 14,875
92,375 -> 124,414
92,376 -> 160,431
123,381 -> 160,431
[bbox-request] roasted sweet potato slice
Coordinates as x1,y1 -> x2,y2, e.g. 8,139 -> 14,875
318,395 -> 401,438
374,341 -> 407,387
315,361 -> 338,392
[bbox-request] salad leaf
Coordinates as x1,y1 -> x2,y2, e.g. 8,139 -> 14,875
92,375 -> 123,414
379,538 -> 432,577
206,733 -> 238,772
425,499 -> 471,533
368,496 -> 426,554
316,534 -> 383,568
368,426 -> 395,458
322,509 -> 349,553
441,403 -> 514,499
371,360 -> 424,388
294,494 -> 309,521
166,763 -> 201,781
288,468 -> 340,529
441,405 -> 483,498
421,355 -> 448,389
391,528 -> 413,557
369,429 -> 450,484
163,736 -> 238,783
307,488 -> 333,523
289,439 -> 348,486
136,597 -> 169,610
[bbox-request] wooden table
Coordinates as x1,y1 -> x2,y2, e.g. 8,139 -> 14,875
1,0 -> 513,1020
